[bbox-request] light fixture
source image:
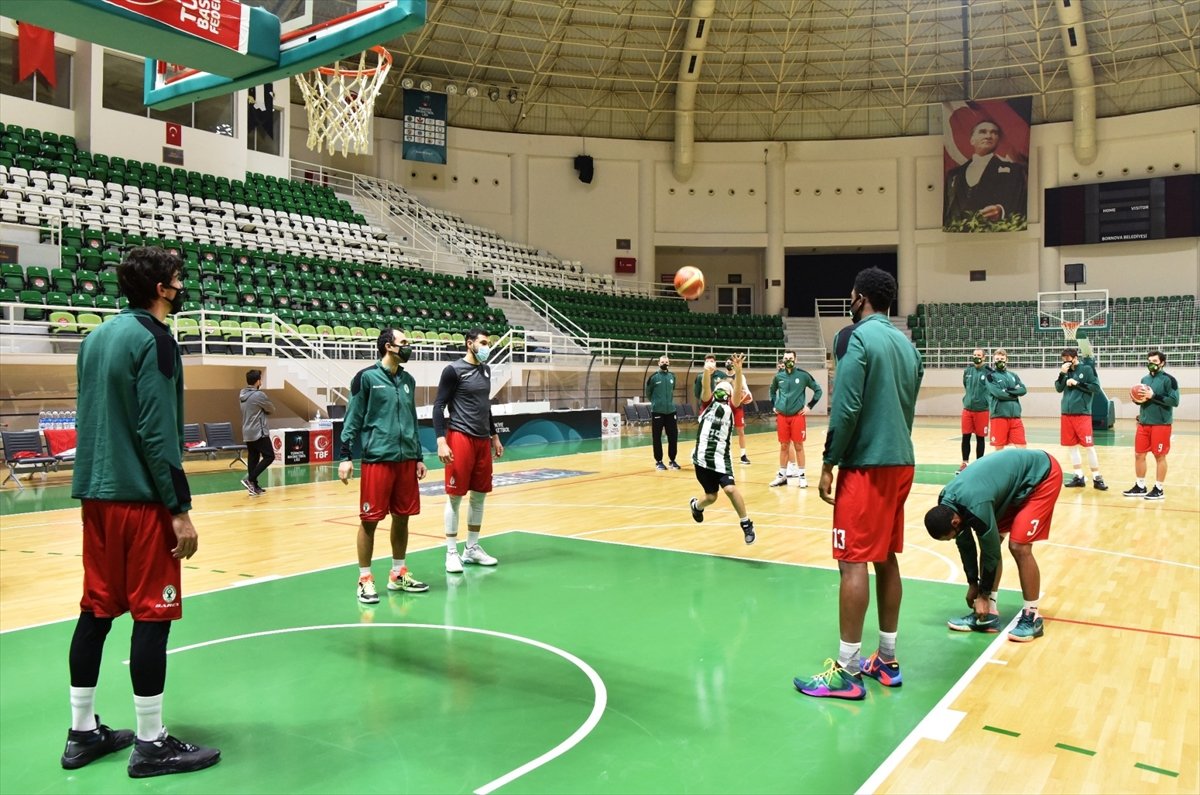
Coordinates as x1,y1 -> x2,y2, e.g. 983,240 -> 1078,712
400,77 -> 414,89
445,83 -> 458,95
418,79 -> 433,92
507,88 -> 519,103
487,87 -> 500,101
465,85 -> 479,98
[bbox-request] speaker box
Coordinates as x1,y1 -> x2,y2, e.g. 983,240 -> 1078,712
1064,262 -> 1086,285
573,154 -> 594,184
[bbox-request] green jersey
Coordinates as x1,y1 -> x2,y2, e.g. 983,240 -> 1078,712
983,368 -> 1026,418
1055,361 -> 1099,415
1138,370 -> 1179,426
645,370 -> 677,414
339,362 -> 423,463
937,449 -> 1053,593
770,366 -> 822,416
72,308 -> 191,514
823,313 -> 923,468
962,365 -> 989,411
694,369 -> 720,403
692,400 -> 734,474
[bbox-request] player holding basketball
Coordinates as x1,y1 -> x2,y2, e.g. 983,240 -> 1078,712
435,328 -> 503,573
795,268 -> 922,700
1056,347 -> 1107,490
338,329 -> 429,604
65,247 -> 220,777
646,354 -> 681,470
768,351 -> 822,487
925,448 -> 1063,643
688,354 -> 755,544
960,349 -> 989,470
1123,350 -> 1179,501
724,357 -> 754,465
983,348 -> 1027,450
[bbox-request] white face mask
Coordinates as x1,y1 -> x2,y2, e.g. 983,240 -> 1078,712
474,344 -> 491,363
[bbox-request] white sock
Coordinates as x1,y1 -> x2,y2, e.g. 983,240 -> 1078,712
878,630 -> 897,660
988,593 -> 999,613
358,567 -> 371,578
740,448 -> 747,456
391,559 -> 404,574
133,693 -> 164,742
70,686 -> 97,732
797,468 -> 806,477
1136,478 -> 1146,488
445,537 -> 458,553
1022,599 -> 1039,616
837,639 -> 861,672
467,530 -> 480,547
1155,481 -> 1164,490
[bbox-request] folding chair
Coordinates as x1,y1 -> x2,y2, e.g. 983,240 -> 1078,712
202,421 -> 248,469
2,430 -> 59,490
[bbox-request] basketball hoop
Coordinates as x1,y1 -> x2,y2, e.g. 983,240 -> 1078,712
295,46 -> 392,157
1061,320 -> 1081,340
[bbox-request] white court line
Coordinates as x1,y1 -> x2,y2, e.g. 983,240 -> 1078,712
855,617 -> 1018,794
134,622 -> 606,795
1042,540 -> 1200,570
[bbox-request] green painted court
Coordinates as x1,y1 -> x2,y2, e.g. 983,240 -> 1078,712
0,532 -> 996,794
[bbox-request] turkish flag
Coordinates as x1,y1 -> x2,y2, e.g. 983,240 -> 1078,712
165,123 -> 182,147
16,22 -> 56,88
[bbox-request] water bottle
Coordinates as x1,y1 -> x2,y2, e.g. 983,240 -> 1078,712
48,411 -> 58,430
68,410 -> 76,430
37,411 -> 46,430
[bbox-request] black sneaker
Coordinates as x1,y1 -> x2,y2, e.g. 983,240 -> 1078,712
1092,476 -> 1108,491
1065,475 -> 1086,488
60,717 -> 135,770
1144,486 -> 1165,501
655,462 -> 667,471
252,483 -> 266,495
668,461 -> 682,470
1122,484 -> 1147,498
689,498 -> 704,523
127,732 -> 221,778
741,519 -> 756,545
240,478 -> 258,496
740,454 -> 751,465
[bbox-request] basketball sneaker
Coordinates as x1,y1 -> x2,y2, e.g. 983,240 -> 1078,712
769,473 -> 788,487
1092,476 -> 1108,491
668,461 -> 681,470
1008,609 -> 1044,642
240,478 -> 258,496
690,498 -> 704,523
796,474 -> 808,488
1065,475 -> 1086,488
251,483 -> 266,495
947,612 -> 999,633
1144,486 -> 1165,501
127,730 -> 220,778
446,550 -> 464,573
357,575 -> 379,604
740,454 -> 751,465
462,544 -> 498,566
388,567 -> 429,593
794,659 -> 866,700
61,716 -> 134,770
655,462 -> 667,471
859,651 -> 903,687
740,518 -> 755,545
1122,483 -> 1147,497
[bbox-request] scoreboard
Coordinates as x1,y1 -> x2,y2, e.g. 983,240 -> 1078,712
1044,173 -> 1199,247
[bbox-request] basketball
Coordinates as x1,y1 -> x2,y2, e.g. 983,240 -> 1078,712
674,266 -> 706,300
1130,384 -> 1153,404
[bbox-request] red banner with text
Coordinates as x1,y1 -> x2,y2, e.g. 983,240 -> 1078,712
103,0 -> 249,53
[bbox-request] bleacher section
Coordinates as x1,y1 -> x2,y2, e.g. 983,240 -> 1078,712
530,285 -> 786,354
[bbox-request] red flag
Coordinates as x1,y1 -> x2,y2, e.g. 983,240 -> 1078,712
16,22 -> 56,88
165,123 -> 182,147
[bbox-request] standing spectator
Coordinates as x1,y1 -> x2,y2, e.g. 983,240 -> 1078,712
688,354 -> 755,544
960,349 -> 990,471
1123,350 -> 1179,501
724,357 -> 754,465
646,354 -> 681,470
768,351 -> 822,488
239,369 -> 274,496
338,329 -> 430,604
435,328 -> 504,574
693,353 -> 720,410
984,349 -> 1027,450
794,268 -> 922,701
1056,347 -> 1107,490
65,247 -> 220,777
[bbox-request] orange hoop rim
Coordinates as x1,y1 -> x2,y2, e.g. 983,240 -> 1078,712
1060,320 -> 1081,338
313,46 -> 392,77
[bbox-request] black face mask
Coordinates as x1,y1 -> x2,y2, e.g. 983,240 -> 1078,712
850,296 -> 866,323
388,344 -> 412,364
972,356 -> 984,365
1147,363 -> 1160,374
660,363 -> 669,371
167,286 -> 186,315
994,360 -> 1007,371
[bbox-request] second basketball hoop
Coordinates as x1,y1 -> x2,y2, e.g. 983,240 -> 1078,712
295,45 -> 392,157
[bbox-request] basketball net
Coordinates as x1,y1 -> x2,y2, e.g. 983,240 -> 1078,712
295,46 -> 392,157
1060,320 -> 1081,340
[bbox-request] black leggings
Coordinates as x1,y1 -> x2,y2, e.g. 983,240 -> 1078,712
652,412 -> 679,463
961,433 -> 985,461
246,436 -> 274,484
69,612 -> 172,696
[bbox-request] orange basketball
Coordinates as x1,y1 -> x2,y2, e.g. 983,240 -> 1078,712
1130,384 -> 1152,404
674,266 -> 705,300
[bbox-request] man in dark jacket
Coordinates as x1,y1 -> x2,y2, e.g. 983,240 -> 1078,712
239,369 -> 274,496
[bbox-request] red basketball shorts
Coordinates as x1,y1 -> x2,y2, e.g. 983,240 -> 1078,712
1135,424 -> 1171,456
961,409 -> 989,437
989,417 -> 1026,447
730,405 -> 745,429
359,460 -> 421,522
444,429 -> 493,496
80,499 -> 182,621
831,466 -> 914,563
776,412 -> 807,445
1060,414 -> 1094,447
999,455 -> 1062,544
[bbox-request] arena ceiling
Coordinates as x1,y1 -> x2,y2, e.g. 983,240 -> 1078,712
301,0 -> 1200,142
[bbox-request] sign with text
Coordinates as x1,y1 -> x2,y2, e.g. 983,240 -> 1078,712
402,90 -> 447,164
105,0 -> 250,53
